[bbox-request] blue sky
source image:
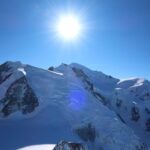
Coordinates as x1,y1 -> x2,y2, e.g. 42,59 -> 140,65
0,0 -> 150,79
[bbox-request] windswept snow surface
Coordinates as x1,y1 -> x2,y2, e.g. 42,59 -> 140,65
0,61 -> 149,150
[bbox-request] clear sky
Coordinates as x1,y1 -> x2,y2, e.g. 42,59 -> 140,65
0,0 -> 150,80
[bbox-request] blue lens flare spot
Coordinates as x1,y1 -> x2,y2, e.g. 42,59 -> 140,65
68,90 -> 86,110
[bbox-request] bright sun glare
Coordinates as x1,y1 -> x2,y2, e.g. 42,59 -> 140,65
56,15 -> 81,40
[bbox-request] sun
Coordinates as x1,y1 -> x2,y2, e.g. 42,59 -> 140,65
56,15 -> 81,40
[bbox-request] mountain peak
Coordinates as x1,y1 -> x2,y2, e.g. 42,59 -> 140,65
4,60 -> 22,66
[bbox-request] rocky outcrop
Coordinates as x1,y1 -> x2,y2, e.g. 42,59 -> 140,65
53,141 -> 87,150
145,108 -> 150,114
116,98 -> 122,107
131,106 -> 140,121
75,123 -> 96,142
48,66 -> 54,71
0,62 -> 12,84
146,118 -> 150,131
0,76 -> 39,117
135,143 -> 149,150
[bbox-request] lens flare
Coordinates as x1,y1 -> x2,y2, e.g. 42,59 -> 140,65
56,15 -> 81,40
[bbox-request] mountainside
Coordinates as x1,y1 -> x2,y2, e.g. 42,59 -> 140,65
0,61 -> 149,150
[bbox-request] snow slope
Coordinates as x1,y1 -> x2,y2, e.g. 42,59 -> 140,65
63,63 -> 150,145
67,64 -> 150,147
0,61 -> 149,150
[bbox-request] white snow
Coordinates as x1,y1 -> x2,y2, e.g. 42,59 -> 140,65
117,77 -> 146,89
131,78 -> 145,87
18,68 -> 27,75
48,70 -> 64,76
132,101 -> 137,105
118,77 -> 139,83
18,144 -> 55,150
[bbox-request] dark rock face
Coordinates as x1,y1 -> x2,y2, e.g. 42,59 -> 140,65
131,106 -> 140,121
0,76 -> 39,117
93,91 -> 107,105
136,143 -> 149,150
48,66 -> 54,71
141,92 -> 150,101
75,123 -> 96,142
116,99 -> 122,107
53,141 -> 87,150
145,108 -> 150,115
0,62 -> 12,84
146,118 -> 150,131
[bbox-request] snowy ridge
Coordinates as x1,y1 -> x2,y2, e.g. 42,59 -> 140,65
69,63 -> 119,95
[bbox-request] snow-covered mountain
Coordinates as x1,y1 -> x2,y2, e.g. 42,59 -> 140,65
0,61 -> 149,150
